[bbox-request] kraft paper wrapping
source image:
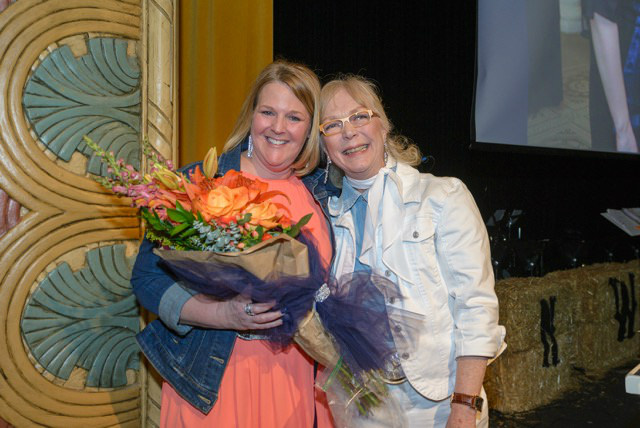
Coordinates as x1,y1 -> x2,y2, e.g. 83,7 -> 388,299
294,307 -> 341,369
153,234 -> 309,280
155,234 -> 341,369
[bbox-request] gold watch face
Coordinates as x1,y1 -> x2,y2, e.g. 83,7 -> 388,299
472,396 -> 484,412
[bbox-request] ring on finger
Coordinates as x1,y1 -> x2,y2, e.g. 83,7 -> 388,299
244,303 -> 255,317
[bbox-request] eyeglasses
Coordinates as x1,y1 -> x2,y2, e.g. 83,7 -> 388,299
319,110 -> 378,136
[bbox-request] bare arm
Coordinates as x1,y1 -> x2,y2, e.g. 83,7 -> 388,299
446,356 -> 488,428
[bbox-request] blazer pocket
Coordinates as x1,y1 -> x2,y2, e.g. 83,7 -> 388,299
402,216 -> 435,243
402,216 -> 443,289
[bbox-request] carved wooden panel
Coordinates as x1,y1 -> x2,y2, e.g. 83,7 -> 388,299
138,1 -> 178,426
21,245 -> 139,389
0,0 -> 178,426
0,188 -> 22,237
23,37 -> 142,175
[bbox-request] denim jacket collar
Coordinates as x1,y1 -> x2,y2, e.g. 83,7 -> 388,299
217,138 -> 246,173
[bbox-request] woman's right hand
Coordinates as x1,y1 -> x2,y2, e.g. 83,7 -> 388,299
180,293 -> 284,331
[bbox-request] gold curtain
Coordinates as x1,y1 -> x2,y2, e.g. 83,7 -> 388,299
179,0 -> 273,165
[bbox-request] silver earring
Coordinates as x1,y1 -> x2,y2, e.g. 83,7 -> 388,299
324,156 -> 332,184
247,135 -> 253,158
384,142 -> 388,165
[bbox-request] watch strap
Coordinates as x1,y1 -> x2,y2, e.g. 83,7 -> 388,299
450,392 -> 483,412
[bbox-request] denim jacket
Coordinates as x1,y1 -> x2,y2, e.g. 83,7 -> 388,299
131,140 -> 337,413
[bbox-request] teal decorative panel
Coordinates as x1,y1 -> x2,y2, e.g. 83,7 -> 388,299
21,244 -> 140,388
23,37 -> 141,176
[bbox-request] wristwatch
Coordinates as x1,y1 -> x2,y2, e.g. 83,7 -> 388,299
450,392 -> 483,412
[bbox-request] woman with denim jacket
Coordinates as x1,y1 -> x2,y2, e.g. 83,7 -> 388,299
319,76 -> 505,428
131,60 -> 337,427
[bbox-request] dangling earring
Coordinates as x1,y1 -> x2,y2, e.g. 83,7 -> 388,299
384,142 -> 388,165
324,156 -> 332,184
247,135 -> 254,158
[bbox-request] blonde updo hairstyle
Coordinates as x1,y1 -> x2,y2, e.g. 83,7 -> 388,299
223,60 -> 322,176
320,75 -> 422,167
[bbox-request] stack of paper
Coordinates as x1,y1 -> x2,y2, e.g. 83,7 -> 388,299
601,208 -> 640,237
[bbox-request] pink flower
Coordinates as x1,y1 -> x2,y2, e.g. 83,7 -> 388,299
129,184 -> 155,200
112,185 -> 127,195
154,206 -> 168,220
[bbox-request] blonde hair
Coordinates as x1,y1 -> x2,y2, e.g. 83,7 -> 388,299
320,75 -> 422,166
223,60 -> 321,176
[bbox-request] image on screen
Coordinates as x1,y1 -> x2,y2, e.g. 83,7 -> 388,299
475,0 -> 640,155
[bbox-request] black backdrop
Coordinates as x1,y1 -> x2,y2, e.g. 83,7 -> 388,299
273,1 -> 639,266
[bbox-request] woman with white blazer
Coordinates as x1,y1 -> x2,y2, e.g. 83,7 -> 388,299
319,75 -> 505,428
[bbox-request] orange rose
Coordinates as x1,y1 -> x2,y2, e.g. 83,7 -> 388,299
243,201 -> 282,229
194,185 -> 250,221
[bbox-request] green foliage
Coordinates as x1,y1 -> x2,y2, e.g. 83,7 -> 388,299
141,208 -> 200,250
287,213 -> 312,238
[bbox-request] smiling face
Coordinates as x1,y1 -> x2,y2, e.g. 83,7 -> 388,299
321,88 -> 387,180
248,81 -> 311,179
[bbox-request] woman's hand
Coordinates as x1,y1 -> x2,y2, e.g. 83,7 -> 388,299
180,293 -> 283,331
446,404 -> 477,428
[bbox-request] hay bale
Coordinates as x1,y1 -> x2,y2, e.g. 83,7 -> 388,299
484,344 -> 579,413
494,276 -> 575,354
568,263 -> 637,324
574,319 -> 640,375
485,260 -> 640,413
570,262 -> 640,373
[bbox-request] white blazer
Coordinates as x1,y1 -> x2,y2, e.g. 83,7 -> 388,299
329,159 -> 506,400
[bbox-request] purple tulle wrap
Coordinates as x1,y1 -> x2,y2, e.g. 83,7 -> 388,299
155,233 -> 415,379
316,271 -> 403,378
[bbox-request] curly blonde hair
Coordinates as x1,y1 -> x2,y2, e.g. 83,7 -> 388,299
223,60 -> 322,176
320,75 -> 422,166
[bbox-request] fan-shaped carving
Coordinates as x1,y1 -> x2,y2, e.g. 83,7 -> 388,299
22,37 -> 141,176
21,244 -> 139,389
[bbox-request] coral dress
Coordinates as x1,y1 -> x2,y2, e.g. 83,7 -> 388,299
160,174 -> 334,428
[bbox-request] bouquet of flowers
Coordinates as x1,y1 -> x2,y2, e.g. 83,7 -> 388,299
86,136 -> 420,426
87,137 -> 309,252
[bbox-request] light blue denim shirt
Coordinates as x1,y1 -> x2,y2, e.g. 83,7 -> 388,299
340,178 -> 372,273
